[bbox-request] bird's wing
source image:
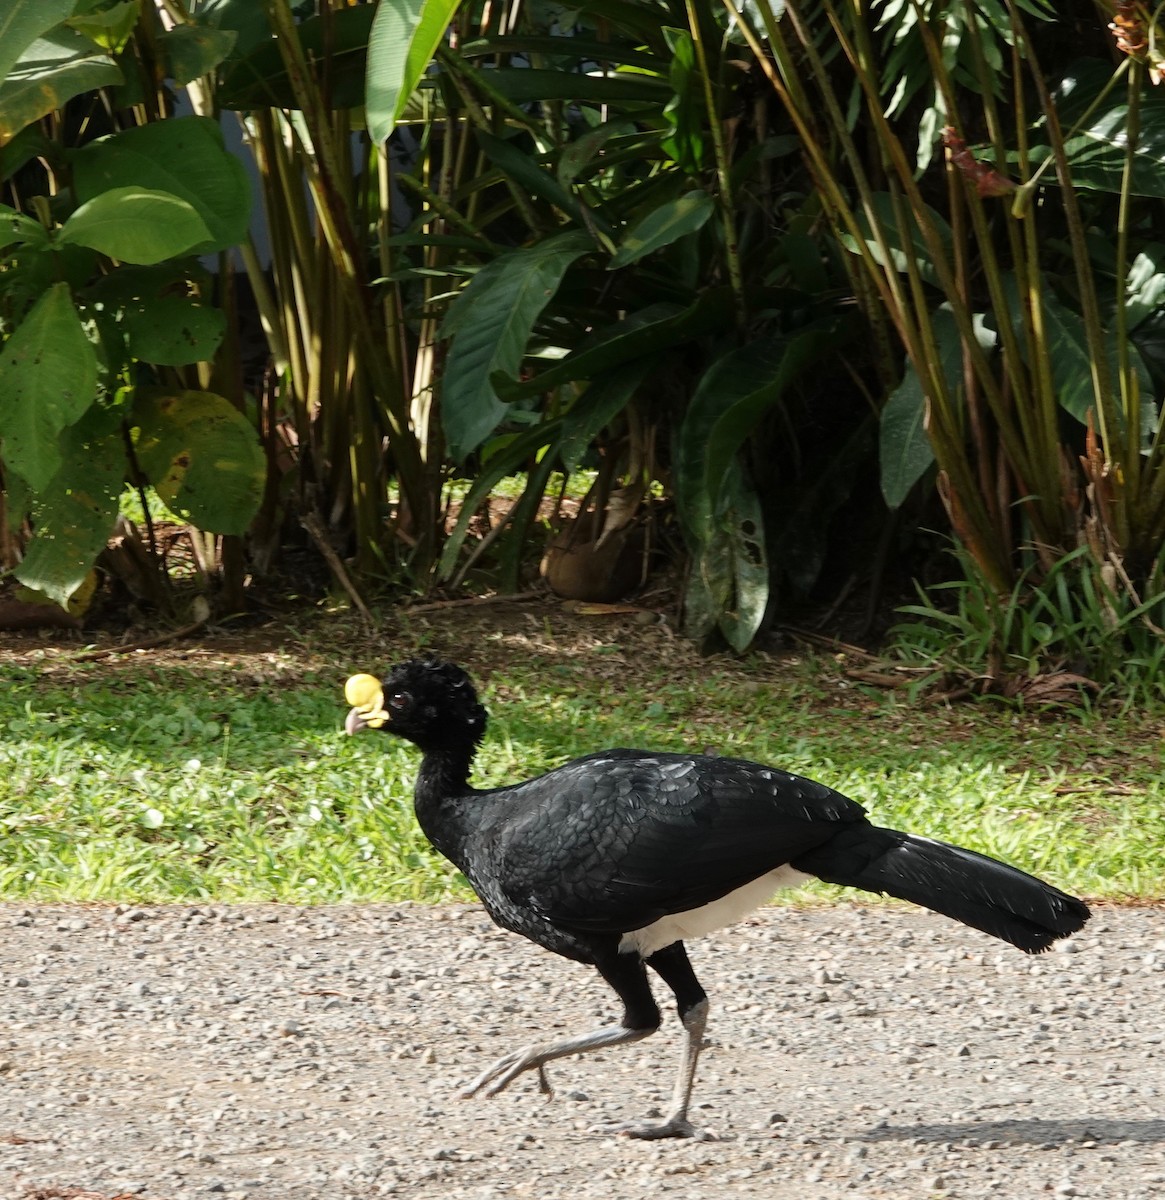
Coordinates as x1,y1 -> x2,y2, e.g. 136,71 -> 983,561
481,750 -> 866,935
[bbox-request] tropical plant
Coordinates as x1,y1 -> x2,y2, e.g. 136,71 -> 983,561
726,0 -> 1165,626
889,543 -> 1165,705
371,0 -> 864,647
1,0 -> 262,614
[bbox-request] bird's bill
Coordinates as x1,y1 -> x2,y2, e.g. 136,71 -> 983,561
344,672 -> 390,733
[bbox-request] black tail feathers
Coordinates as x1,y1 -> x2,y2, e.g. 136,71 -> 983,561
793,824 -> 1090,954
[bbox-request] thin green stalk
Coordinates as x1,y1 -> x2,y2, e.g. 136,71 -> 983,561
728,0 -> 925,375
685,0 -> 746,332
1116,61 -> 1143,515
1008,3 -> 1117,455
262,0 -> 432,567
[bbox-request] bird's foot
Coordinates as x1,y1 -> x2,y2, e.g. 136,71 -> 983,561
459,1048 -> 553,1100
591,1115 -> 713,1141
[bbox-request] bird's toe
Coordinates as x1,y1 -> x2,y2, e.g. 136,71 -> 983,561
591,1115 -> 713,1141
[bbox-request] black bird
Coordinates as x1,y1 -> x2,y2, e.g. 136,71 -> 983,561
344,658 -> 1090,1140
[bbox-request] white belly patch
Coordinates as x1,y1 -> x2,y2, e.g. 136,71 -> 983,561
618,864 -> 812,958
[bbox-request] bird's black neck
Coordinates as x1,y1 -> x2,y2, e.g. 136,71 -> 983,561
412,743 -> 480,865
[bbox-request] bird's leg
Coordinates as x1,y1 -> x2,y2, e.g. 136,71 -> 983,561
461,951 -> 661,1102
461,1022 -> 654,1099
596,941 -> 713,1140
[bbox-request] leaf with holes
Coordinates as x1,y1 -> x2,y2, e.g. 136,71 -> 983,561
0,283 -> 97,491
14,413 -> 125,608
132,390 -> 264,534
90,265 -> 225,366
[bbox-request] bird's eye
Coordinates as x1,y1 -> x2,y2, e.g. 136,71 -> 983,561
387,691 -> 409,711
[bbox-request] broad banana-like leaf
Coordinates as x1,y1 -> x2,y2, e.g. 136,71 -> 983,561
491,290 -> 734,401
609,192 -> 714,269
441,232 -> 591,461
0,0 -> 75,86
1043,59 -> 1165,198
366,0 -> 459,141
879,305 -> 994,509
995,274 -> 1154,443
0,27 -> 121,142
675,328 -> 836,541
840,192 -> 952,287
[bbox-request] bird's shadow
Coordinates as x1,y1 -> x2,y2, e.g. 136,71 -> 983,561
859,1117 -> 1165,1147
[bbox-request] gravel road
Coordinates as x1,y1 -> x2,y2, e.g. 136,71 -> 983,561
1,902 -> 1162,1200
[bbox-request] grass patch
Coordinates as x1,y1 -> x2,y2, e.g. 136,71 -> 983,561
0,615 -> 1162,904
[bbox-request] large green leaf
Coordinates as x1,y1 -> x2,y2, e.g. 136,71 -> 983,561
0,28 -> 122,141
1043,59 -> 1165,197
58,187 -> 212,264
133,391 -> 264,534
0,202 -> 49,252
683,460 -> 769,652
609,192 -> 714,269
0,283 -> 97,490
879,306 -> 994,508
89,265 -> 226,366
715,464 -> 769,653
475,132 -> 600,231
72,117 -> 251,253
559,358 -> 658,472
879,363 -> 934,510
0,0 -> 75,86
366,0 -> 459,142
441,232 -> 592,461
491,290 -> 735,401
707,329 -> 835,512
841,192 -> 953,287
66,0 -> 140,54
14,416 -> 124,608
1126,244 -> 1165,331
218,6 -> 375,110
196,0 -> 274,60
158,25 -> 238,85
661,27 -> 704,173
997,275 -> 1154,442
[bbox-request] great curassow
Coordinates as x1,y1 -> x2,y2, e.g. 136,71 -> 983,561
344,658 -> 1090,1140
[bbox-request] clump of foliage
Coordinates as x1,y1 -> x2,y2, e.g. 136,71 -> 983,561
1,2 -> 264,612
889,544 -> 1165,705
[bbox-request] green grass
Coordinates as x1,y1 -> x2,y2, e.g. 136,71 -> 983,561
0,628 -> 1162,904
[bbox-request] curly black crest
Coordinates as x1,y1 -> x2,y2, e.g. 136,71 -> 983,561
382,657 -> 487,747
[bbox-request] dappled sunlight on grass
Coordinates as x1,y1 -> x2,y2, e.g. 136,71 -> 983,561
1,605 -> 1161,903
